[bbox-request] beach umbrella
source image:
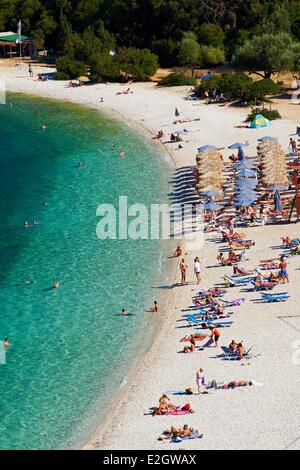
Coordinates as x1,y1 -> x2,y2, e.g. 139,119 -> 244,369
238,147 -> 247,161
235,195 -> 258,207
202,198 -> 222,212
274,190 -> 283,212
197,145 -> 218,152
202,189 -> 222,198
267,185 -> 289,192
235,160 -> 256,170
229,142 -> 249,149
78,76 -> 90,83
258,136 -> 278,142
236,168 -> 257,178
235,179 -> 258,189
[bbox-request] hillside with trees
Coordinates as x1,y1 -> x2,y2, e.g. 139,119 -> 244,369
1,0 -> 300,81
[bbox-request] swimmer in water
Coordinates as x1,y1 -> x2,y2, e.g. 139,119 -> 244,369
24,221 -> 30,229
33,221 -> 40,226
23,279 -> 33,285
3,338 -> 10,350
120,309 -> 129,316
53,282 -> 60,289
42,201 -> 48,206
41,123 -> 47,130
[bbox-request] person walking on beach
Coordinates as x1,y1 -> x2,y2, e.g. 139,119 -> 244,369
209,327 -> 221,348
279,256 -> 289,283
179,259 -> 189,284
196,368 -> 205,394
194,257 -> 202,284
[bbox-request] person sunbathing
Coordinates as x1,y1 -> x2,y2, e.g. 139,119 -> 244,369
229,340 -> 238,353
236,343 -> 246,359
156,395 -> 177,414
149,301 -> 159,312
174,245 -> 183,257
182,338 -> 196,353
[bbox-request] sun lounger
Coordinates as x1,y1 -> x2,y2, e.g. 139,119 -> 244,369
224,275 -> 253,287
261,292 -> 290,302
251,280 -> 278,291
220,346 -> 254,360
186,314 -> 233,327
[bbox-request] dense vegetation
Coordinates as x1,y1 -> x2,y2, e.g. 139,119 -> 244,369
196,73 -> 280,102
1,0 -> 300,82
246,108 -> 282,122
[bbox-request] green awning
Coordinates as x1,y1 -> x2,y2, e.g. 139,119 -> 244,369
0,34 -> 30,42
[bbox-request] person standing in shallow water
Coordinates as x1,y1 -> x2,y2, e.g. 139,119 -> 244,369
179,259 -> 189,284
194,257 -> 201,284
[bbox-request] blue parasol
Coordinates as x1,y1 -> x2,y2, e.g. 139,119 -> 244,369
197,145 -> 218,152
229,143 -> 249,149
258,136 -> 279,142
236,168 -> 257,178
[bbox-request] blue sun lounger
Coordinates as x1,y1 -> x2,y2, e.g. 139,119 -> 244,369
261,292 -> 290,302
220,346 -> 254,360
187,314 -> 234,327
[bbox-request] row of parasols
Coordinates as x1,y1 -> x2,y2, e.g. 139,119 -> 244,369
195,136 -> 289,212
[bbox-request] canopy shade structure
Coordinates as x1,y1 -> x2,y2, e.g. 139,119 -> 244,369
197,145 -> 218,152
258,136 -> 278,142
229,142 -> 249,149
0,31 -> 30,44
250,114 -> 270,129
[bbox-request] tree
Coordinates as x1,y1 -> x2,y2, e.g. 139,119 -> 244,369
232,33 -> 296,78
90,53 -> 121,82
178,32 -> 201,73
117,47 -> 159,81
200,46 -> 225,66
198,23 -> 225,49
56,56 -> 87,79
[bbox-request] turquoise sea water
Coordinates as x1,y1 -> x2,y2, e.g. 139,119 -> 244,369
0,94 -> 172,450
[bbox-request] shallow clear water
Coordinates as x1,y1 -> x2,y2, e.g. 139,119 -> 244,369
0,94 -> 172,450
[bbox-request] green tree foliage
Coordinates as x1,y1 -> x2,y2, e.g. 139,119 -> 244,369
178,32 -> 201,69
89,53 -> 121,82
117,47 -> 159,81
198,23 -> 225,48
1,0 -> 300,77
56,56 -> 87,79
232,33 -> 296,78
197,73 -> 280,102
158,72 -> 196,87
200,46 -> 225,66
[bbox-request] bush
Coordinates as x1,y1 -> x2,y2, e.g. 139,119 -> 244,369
158,72 -> 196,87
56,56 -> 87,80
245,108 -> 281,122
117,48 -> 159,81
90,54 -> 122,83
244,78 -> 281,102
196,72 -> 253,100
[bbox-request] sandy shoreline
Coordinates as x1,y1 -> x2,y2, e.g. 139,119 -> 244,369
2,63 -> 300,450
